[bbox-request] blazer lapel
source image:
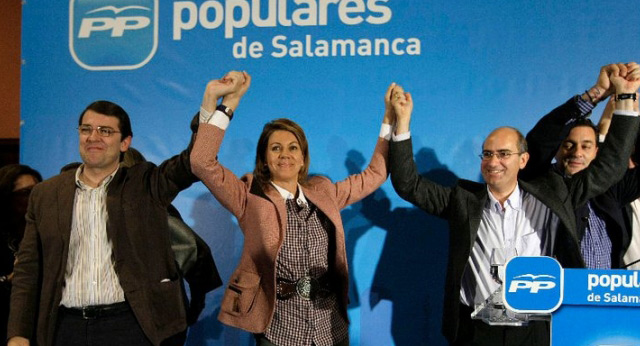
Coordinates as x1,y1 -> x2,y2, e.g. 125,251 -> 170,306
467,186 -> 487,250
520,179 -> 575,231
57,173 -> 77,246
458,180 -> 487,251
257,181 -> 288,240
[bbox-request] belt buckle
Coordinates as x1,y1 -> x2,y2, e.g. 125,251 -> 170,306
296,276 -> 318,300
82,306 -> 98,319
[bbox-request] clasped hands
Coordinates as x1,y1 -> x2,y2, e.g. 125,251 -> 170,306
202,71 -> 251,114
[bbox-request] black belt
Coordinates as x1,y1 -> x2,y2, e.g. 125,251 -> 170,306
60,302 -> 130,319
276,274 -> 333,301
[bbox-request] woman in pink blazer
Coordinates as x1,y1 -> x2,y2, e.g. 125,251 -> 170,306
191,71 -> 406,346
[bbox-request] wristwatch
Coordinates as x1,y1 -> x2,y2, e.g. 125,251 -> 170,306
616,93 -> 637,101
216,104 -> 234,120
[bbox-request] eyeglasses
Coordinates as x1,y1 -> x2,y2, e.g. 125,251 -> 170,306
479,151 -> 523,161
77,125 -> 121,137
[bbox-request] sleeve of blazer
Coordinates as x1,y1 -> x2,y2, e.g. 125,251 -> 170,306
166,205 -> 221,292
521,97 -> 584,181
567,114 -> 640,208
7,186 -> 42,340
603,127 -> 640,206
389,138 -> 452,217
148,113 -> 201,206
328,136 -> 390,210
190,123 -> 249,219
607,167 -> 640,206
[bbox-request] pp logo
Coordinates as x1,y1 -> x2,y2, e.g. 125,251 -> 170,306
503,256 -> 563,313
69,0 -> 158,71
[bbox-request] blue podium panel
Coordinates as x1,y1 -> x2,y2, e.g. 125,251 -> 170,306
552,306 -> 640,346
563,269 -> 640,307
552,269 -> 640,345
505,258 -> 640,345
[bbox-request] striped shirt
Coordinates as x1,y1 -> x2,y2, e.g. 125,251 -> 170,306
60,166 -> 125,308
460,185 -> 558,306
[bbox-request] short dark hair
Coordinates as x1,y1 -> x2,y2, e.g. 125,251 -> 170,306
568,118 -> 599,147
0,164 -> 42,209
78,100 -> 133,139
253,118 -> 310,187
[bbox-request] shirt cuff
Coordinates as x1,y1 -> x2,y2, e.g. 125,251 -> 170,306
200,106 -> 230,129
380,123 -> 392,140
613,110 -> 640,117
392,131 -> 411,142
598,133 -> 606,143
575,94 -> 596,116
199,107 -> 213,123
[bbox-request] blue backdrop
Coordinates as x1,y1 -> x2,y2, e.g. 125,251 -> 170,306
20,1 -> 640,344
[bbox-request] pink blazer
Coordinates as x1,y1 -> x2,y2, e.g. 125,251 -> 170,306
191,124 -> 389,333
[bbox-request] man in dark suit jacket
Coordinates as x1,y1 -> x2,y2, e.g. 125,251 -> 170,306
7,76 -> 241,346
523,63 -> 640,269
388,68 -> 640,345
122,147 -> 223,326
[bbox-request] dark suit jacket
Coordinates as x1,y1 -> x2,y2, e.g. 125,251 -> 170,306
166,204 -> 222,325
389,113 -> 639,343
523,97 -> 640,268
8,119 -> 200,346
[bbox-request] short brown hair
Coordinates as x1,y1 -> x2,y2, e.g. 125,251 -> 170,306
253,118 -> 310,187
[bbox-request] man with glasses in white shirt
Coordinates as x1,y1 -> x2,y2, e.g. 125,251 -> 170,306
388,66 -> 640,345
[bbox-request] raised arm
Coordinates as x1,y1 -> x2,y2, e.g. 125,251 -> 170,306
568,63 -> 640,207
190,71 -> 253,218
522,64 -> 625,180
330,83 -> 396,209
389,87 -> 453,216
144,73 -> 249,206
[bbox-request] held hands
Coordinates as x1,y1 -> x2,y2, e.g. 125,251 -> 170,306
610,62 -> 640,94
383,83 -> 397,125
588,63 -> 627,102
222,71 -> 251,112
201,71 -> 248,113
391,84 -> 413,135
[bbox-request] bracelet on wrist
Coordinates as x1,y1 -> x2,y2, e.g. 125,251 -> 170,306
616,93 -> 637,101
584,90 -> 595,103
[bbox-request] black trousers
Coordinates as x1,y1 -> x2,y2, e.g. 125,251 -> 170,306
453,304 -> 550,346
54,305 -> 153,346
254,333 -> 349,346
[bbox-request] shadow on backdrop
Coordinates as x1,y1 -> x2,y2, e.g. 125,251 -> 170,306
186,192 -> 253,346
343,147 -> 456,346
184,146 -> 457,345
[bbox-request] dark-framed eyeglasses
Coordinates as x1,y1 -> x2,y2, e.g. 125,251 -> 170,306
77,125 -> 121,137
479,150 -> 523,161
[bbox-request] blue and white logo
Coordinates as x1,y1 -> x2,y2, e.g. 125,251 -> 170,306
69,0 -> 158,70
504,256 -> 563,313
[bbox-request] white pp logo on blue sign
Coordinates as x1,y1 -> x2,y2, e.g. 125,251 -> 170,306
69,0 -> 158,70
504,256 -> 563,313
